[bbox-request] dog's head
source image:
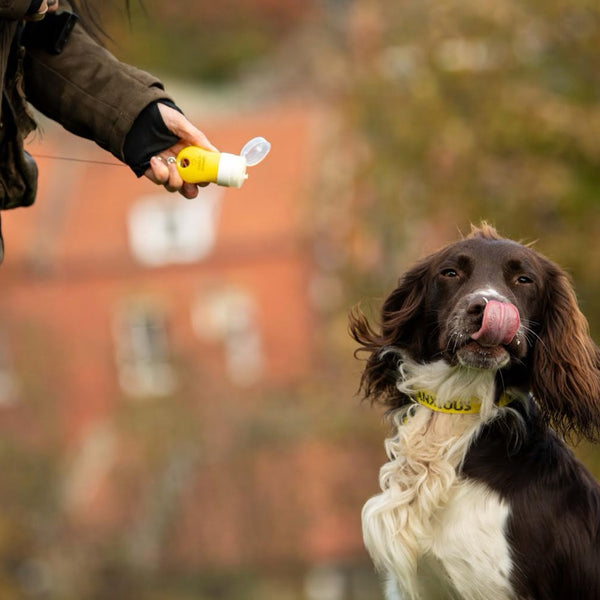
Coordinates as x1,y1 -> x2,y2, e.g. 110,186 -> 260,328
350,223 -> 600,441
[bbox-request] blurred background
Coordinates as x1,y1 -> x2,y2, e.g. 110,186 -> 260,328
1,0 -> 600,598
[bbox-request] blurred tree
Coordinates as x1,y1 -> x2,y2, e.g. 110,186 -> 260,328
100,0 -> 319,82
312,0 -> 600,472
307,1 -> 600,323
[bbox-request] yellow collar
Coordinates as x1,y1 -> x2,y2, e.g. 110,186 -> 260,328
413,390 -> 517,415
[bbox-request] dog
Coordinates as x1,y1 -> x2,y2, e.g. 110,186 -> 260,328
350,223 -> 600,600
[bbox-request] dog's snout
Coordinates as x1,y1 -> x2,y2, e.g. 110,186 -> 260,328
456,291 -> 520,344
466,297 -> 487,319
464,295 -> 494,331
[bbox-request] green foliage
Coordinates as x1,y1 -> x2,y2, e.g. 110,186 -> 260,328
328,0 -> 600,477
337,1 -> 600,337
101,0 -> 315,82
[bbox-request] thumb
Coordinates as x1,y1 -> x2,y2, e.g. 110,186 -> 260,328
158,103 -> 219,152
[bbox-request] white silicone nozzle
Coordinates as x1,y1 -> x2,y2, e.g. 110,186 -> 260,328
240,137 -> 271,167
216,153 -> 248,188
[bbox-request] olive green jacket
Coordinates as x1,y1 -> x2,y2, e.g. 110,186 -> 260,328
0,1 -> 173,209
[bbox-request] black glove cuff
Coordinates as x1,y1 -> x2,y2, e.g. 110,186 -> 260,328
123,101 -> 183,177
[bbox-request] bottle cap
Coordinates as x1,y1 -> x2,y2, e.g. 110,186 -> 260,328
216,153 -> 248,188
240,137 -> 271,166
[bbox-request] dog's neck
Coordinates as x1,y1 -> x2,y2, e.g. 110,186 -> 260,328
365,356 -> 530,598
365,357 -> 506,594
396,357 -> 503,421
412,389 -> 517,415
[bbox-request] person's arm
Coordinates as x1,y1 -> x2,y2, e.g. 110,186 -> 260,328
23,16 -> 172,161
23,7 -> 217,196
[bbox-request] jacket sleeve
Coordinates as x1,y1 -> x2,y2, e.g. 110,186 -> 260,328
0,0 -> 31,20
22,17 -> 175,161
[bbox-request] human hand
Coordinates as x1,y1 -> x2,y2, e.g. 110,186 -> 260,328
144,104 -> 219,199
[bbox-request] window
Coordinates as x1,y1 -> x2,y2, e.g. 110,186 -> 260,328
192,286 -> 263,387
113,301 -> 176,398
127,187 -> 223,266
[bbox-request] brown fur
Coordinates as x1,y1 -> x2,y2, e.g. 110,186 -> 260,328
350,224 -> 600,442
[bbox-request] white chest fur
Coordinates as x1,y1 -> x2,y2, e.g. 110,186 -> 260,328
383,480 -> 513,600
425,480 -> 513,599
362,360 -> 516,600
364,431 -> 514,600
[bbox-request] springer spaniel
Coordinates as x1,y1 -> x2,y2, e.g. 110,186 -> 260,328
350,224 -> 600,600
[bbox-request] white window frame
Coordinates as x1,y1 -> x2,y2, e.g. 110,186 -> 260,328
127,188 -> 223,267
113,301 -> 176,398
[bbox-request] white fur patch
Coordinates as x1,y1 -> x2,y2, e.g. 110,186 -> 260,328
363,359 -> 515,600
397,358 -> 498,420
471,287 -> 508,303
428,480 -> 513,600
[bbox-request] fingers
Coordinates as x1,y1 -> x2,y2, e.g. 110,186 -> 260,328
145,156 -> 200,199
182,182 -> 200,199
143,104 -> 218,197
148,156 -> 180,192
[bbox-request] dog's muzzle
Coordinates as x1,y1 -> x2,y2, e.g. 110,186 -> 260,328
470,299 -> 520,347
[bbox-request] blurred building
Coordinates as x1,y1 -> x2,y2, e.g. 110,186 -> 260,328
0,90 -> 381,597
3,98 -> 315,442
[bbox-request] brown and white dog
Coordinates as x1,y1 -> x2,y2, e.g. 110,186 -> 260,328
350,224 -> 600,600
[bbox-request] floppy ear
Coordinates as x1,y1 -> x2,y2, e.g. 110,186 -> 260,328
531,260 -> 600,443
349,258 -> 431,408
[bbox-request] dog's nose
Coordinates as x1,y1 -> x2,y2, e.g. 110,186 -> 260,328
471,300 -> 520,346
466,296 -> 488,320
465,296 -> 491,333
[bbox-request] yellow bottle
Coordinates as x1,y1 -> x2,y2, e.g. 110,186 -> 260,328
176,147 -> 247,188
176,137 -> 271,188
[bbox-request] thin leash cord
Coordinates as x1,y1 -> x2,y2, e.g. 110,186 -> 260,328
31,154 -> 127,167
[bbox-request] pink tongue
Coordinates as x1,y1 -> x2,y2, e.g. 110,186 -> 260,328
471,300 -> 520,346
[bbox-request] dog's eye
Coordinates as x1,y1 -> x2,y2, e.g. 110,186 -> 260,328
440,268 -> 459,278
516,275 -> 534,284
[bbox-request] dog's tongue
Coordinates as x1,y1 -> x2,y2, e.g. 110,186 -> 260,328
471,300 -> 520,346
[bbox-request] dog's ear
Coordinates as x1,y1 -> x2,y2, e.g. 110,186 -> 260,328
349,259 -> 431,407
531,259 -> 600,443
